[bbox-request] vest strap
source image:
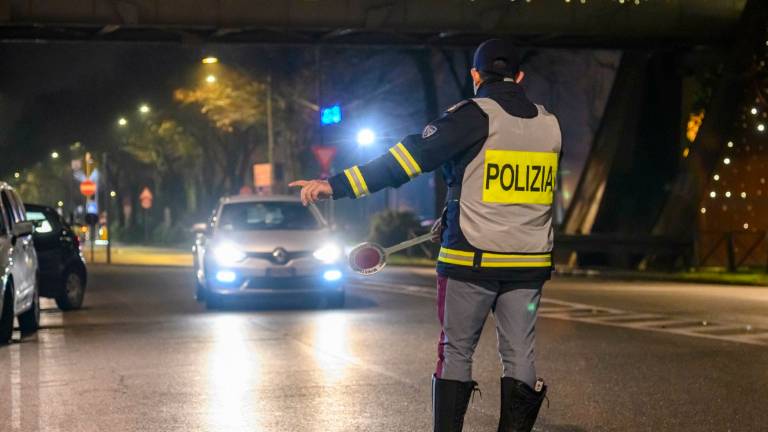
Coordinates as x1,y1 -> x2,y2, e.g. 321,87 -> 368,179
438,247 -> 552,268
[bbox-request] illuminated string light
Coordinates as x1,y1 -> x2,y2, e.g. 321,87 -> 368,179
740,191 -> 747,198
713,174 -> 720,181
700,207 -> 707,214
709,191 -> 717,198
723,157 -> 731,165
743,223 -> 749,230
750,107 -> 758,115
725,191 -> 732,198
757,123 -> 765,132
727,141 -> 734,148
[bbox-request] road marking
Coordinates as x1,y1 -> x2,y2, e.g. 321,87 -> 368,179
351,279 -> 768,347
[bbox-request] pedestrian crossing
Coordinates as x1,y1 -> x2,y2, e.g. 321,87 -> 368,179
352,279 -> 768,347
537,297 -> 768,346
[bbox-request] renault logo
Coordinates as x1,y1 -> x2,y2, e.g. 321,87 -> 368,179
272,247 -> 288,264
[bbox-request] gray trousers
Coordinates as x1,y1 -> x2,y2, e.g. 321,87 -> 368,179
435,276 -> 543,387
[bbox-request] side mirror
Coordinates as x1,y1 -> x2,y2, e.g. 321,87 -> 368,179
12,221 -> 34,238
191,223 -> 208,235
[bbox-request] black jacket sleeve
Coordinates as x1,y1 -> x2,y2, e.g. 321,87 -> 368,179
328,101 -> 487,199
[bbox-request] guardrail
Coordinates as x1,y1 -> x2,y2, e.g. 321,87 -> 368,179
553,234 -> 694,270
696,231 -> 768,272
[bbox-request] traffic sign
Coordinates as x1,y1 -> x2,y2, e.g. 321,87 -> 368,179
311,146 -> 337,178
139,187 -> 153,210
80,179 -> 97,197
320,105 -> 342,125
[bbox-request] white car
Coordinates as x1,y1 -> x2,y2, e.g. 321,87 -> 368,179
0,183 -> 40,344
193,195 -> 345,309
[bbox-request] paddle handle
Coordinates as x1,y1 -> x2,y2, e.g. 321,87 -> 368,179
308,202 -> 330,229
383,232 -> 436,255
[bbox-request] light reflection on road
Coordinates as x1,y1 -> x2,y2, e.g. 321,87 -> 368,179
207,315 -> 262,431
312,312 -> 351,385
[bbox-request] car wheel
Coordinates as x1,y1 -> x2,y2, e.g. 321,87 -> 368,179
0,285 -> 13,345
326,290 -> 345,309
18,282 -> 40,335
55,271 -> 85,311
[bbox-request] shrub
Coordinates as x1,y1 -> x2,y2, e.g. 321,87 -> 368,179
367,209 -> 423,247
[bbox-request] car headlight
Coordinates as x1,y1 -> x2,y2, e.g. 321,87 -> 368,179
213,243 -> 247,265
313,243 -> 342,263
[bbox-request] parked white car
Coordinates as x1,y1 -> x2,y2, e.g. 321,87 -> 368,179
0,183 -> 40,344
193,195 -> 345,309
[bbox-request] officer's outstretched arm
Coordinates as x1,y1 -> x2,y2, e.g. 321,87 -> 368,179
325,101 -> 486,200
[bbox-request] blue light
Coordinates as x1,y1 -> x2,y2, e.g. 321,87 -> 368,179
320,105 -> 342,125
323,269 -> 343,282
216,270 -> 237,283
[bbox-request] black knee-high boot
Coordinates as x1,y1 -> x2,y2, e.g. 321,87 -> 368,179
497,377 -> 547,432
432,375 -> 478,432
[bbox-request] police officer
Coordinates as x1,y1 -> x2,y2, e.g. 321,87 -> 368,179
290,39 -> 561,432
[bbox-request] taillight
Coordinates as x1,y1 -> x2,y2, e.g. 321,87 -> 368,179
73,234 -> 80,250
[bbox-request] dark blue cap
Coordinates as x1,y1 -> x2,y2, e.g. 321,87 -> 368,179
472,39 -> 521,78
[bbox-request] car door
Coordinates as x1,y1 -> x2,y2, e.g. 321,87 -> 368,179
13,193 -> 38,299
0,197 -> 10,312
2,191 -> 35,309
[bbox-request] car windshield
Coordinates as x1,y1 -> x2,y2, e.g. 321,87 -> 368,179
217,201 -> 320,231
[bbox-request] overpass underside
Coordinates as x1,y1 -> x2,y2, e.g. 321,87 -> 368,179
0,0 -> 746,47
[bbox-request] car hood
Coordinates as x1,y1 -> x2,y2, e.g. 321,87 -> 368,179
211,229 -> 334,253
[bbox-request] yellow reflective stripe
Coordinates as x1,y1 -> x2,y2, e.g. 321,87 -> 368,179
481,261 -> 552,268
389,142 -> 422,178
344,168 -> 361,197
483,253 -> 551,259
438,257 -> 474,266
352,166 -> 369,196
397,143 -> 422,175
437,247 -> 474,266
439,247 -> 475,257
481,251 -> 551,268
389,147 -> 413,177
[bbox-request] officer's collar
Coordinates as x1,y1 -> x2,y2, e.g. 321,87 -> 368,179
476,79 -> 525,98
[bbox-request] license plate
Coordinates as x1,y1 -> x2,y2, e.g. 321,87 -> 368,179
266,267 -> 295,278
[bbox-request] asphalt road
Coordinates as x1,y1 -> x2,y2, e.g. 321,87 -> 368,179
1,265 -> 767,432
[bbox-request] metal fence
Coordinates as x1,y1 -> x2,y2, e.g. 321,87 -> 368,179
696,231 -> 768,271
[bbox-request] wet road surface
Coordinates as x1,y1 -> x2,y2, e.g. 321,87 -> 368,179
1,265 -> 767,431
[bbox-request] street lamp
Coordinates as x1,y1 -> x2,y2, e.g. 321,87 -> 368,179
118,117 -> 128,127
206,74 -> 217,84
356,128 -> 376,146
139,104 -> 150,114
13,172 -> 20,179
51,151 -> 60,159
202,56 -> 219,64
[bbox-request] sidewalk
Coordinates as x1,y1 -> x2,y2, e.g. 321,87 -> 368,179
84,244 -> 192,267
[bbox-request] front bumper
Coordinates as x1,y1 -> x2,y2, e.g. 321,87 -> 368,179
206,267 -> 345,297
